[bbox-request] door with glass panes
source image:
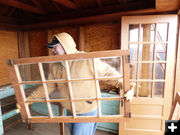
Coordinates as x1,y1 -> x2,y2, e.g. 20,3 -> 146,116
120,15 -> 177,135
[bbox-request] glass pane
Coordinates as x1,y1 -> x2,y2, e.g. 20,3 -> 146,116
23,84 -> 45,100
129,44 -> 138,61
42,62 -> 66,80
141,24 -> 155,42
155,63 -> 165,79
100,79 -> 123,97
139,63 -> 153,79
129,24 -> 139,42
50,102 -> 69,117
97,56 -> 122,77
101,100 -> 119,116
19,64 -> 41,81
139,44 -> 154,61
30,102 -> 49,117
155,44 -> 167,61
47,82 -> 69,100
138,82 -> 152,97
68,58 -> 94,79
154,82 -> 164,98
130,63 -> 137,79
72,80 -> 98,99
73,101 -> 98,116
98,123 -> 118,132
156,23 -> 168,41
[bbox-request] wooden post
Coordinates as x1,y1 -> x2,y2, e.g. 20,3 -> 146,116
58,104 -> 64,135
17,31 -> 31,81
78,26 -> 85,51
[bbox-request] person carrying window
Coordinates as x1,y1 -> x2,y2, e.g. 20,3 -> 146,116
27,32 -> 134,135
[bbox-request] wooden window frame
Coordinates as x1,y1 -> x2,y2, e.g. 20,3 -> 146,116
7,49 -> 131,123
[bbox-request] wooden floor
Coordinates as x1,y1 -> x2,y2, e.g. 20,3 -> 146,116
4,122 -> 117,135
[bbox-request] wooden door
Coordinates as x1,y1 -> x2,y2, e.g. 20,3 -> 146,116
120,15 -> 177,135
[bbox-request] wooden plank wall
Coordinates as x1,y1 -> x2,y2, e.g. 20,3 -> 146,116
84,22 -> 120,52
0,30 -> 18,86
24,21 -> 120,83
28,21 -> 120,56
29,30 -> 48,81
29,30 -> 48,57
0,21 -> 121,87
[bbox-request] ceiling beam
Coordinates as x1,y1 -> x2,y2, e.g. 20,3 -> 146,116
53,0 -> 78,10
0,15 -> 18,24
29,0 -> 154,24
0,0 -> 45,14
0,22 -> 20,31
21,8 -> 167,30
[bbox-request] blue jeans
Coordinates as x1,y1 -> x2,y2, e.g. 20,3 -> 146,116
67,109 -> 98,135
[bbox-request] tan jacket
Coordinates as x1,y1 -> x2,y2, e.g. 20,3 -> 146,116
29,33 -> 121,114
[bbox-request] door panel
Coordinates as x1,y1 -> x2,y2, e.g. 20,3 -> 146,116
131,104 -> 163,116
120,15 -> 177,135
126,119 -> 162,130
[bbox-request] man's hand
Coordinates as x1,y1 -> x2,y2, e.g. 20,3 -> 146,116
16,103 -> 21,113
16,97 -> 32,111
124,82 -> 135,102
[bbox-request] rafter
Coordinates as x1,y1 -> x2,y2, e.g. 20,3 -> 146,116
0,15 -> 18,24
97,0 -> 102,7
32,0 -> 46,12
0,22 -> 20,30
53,0 -> 78,10
118,0 -> 126,3
30,0 -> 152,24
7,7 -> 16,17
32,0 -> 57,14
52,2 -> 63,13
0,0 -> 44,14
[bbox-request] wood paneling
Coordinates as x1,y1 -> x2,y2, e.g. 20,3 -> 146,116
29,30 -> 48,81
131,104 -> 163,116
156,0 -> 180,12
84,22 -> 120,52
0,30 -> 18,86
125,118 -> 162,130
29,30 -> 48,57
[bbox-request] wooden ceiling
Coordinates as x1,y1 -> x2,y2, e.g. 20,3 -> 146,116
0,0 -> 179,30
0,0 -> 156,25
